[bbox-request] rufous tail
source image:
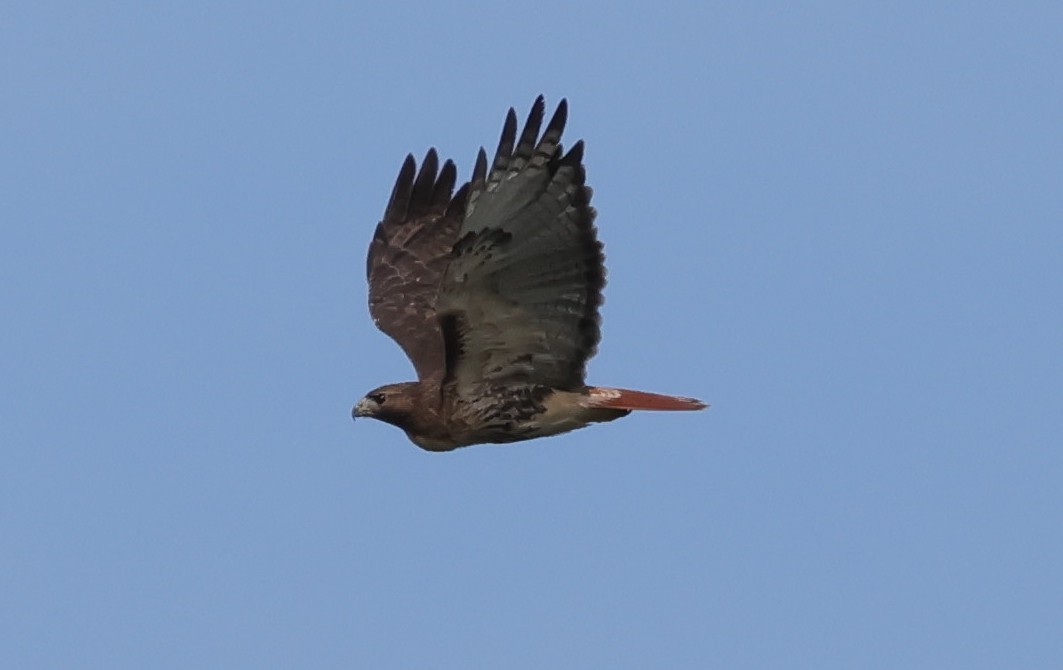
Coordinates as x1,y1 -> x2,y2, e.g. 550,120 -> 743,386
582,387 -> 708,411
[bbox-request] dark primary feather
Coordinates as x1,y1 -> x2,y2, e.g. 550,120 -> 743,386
438,96 -> 606,397
366,149 -> 467,382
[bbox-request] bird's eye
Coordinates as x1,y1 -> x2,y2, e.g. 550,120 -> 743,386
369,392 -> 386,405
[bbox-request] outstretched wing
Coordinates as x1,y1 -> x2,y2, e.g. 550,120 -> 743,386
438,97 -> 605,396
367,149 -> 468,382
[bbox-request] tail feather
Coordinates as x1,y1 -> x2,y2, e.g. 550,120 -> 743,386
582,387 -> 707,411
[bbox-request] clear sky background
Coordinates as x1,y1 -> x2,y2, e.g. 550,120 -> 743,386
3,2 -> 1061,668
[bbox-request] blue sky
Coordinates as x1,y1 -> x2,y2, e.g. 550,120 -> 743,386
3,2 -> 1061,667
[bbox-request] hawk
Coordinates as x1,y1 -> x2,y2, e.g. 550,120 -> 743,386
353,97 -> 706,450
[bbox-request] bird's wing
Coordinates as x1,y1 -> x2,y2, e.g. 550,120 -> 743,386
366,150 -> 467,382
438,97 -> 605,397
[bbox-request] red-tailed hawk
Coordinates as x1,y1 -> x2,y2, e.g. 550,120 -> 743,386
353,97 -> 706,450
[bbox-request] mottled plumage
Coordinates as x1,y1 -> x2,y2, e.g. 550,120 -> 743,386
354,97 -> 705,451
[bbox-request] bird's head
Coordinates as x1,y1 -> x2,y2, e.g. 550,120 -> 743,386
352,382 -> 419,428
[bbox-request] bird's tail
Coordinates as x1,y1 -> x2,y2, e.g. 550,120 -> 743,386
581,387 -> 707,411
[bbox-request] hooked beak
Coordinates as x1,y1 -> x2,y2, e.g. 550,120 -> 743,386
352,397 -> 372,420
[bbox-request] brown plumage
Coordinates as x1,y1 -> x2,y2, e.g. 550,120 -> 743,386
354,97 -> 706,451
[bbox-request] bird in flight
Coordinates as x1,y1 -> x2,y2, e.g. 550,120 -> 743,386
353,97 -> 706,450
